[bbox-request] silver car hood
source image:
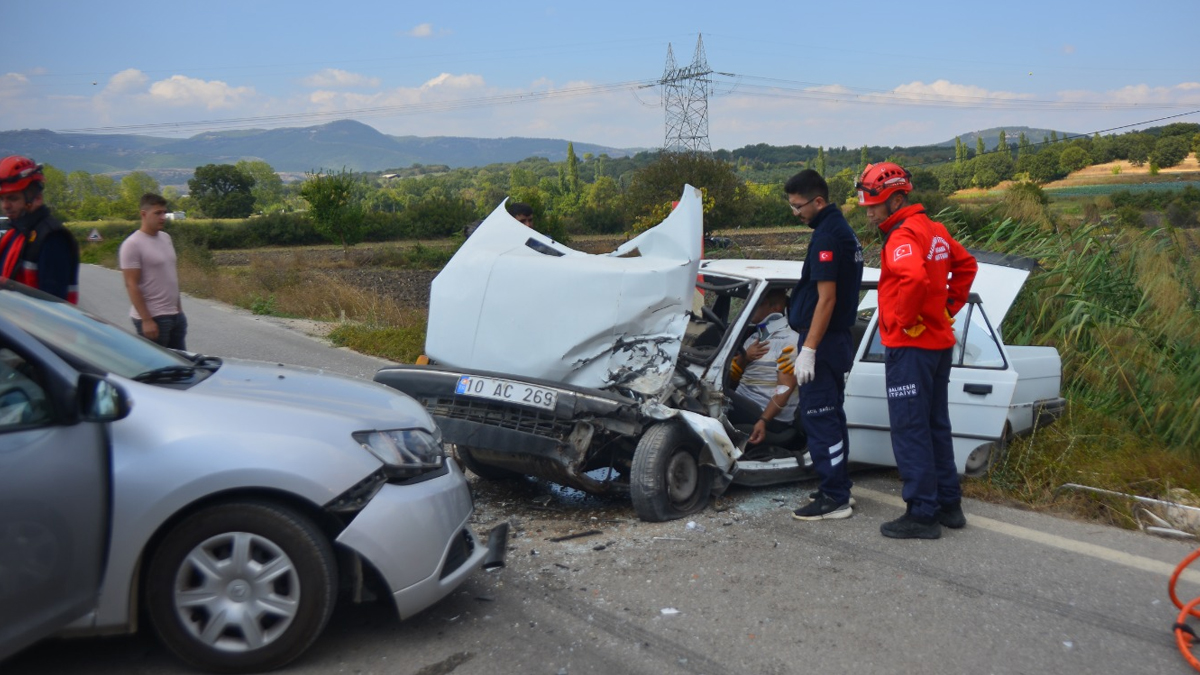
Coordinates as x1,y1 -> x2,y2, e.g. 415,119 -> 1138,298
192,358 -> 433,430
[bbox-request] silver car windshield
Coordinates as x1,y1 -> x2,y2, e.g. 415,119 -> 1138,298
0,287 -> 193,378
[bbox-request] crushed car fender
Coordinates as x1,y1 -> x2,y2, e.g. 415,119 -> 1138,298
425,186 -> 704,396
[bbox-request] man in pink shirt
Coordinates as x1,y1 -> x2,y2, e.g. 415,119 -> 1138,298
120,193 -> 187,349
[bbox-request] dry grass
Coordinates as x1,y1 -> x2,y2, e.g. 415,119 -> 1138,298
1044,154 -> 1200,187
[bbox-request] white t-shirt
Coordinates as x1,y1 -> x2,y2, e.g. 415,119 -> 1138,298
119,229 -> 180,319
734,313 -> 800,423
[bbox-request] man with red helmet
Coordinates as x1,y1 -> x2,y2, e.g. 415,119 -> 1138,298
0,156 -> 80,302
858,162 -> 977,539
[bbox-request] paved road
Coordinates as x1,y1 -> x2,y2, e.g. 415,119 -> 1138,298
7,265 -> 1200,674
76,263 -> 393,379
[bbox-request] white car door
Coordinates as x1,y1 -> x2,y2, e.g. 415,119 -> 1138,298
845,296 -> 1018,474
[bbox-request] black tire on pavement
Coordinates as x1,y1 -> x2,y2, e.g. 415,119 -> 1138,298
456,444 -> 523,480
630,422 -> 712,522
144,501 -> 338,674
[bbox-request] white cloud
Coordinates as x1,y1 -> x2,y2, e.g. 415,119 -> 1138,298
147,75 -> 255,109
301,68 -> 381,89
103,68 -> 148,95
0,72 -> 30,93
407,23 -> 433,37
891,79 -> 1032,101
421,73 -> 484,90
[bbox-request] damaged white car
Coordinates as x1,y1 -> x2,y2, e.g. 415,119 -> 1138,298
374,186 -> 1065,522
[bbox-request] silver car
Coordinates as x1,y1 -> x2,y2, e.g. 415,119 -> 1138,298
0,280 -> 506,672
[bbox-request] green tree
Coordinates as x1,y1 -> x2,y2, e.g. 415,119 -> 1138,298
236,160 -> 286,213
189,164 -> 256,218
1150,135 -> 1191,168
816,146 -> 826,176
41,164 -> 75,216
976,137 -> 985,157
973,151 -> 1014,188
1058,146 -> 1092,173
955,137 -> 965,164
624,152 -> 749,234
1050,130 -> 1059,143
997,130 -> 1007,153
299,168 -> 364,252
1017,132 -> 1031,159
859,145 -> 869,173
566,142 -> 581,195
119,171 -> 160,218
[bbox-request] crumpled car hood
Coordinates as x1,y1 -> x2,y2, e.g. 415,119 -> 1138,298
425,185 -> 704,395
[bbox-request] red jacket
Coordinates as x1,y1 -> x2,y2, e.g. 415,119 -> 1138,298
877,204 -> 977,350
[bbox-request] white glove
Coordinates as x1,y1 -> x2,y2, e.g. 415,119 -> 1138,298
797,346 -> 817,385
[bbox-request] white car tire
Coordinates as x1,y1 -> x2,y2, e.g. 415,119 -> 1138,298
631,422 -> 712,522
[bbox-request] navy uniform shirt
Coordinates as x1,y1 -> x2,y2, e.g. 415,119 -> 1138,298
789,204 -> 864,333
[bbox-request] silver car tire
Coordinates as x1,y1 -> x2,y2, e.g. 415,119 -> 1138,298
145,501 -> 338,673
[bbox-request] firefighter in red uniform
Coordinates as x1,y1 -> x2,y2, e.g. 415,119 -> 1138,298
0,156 -> 80,303
858,162 -> 977,539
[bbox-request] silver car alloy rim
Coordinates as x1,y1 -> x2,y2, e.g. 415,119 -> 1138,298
172,531 -> 300,652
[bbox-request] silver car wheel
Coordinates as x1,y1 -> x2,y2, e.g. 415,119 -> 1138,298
172,531 -> 300,652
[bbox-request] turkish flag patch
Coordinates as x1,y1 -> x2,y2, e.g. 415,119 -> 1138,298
893,243 -> 913,261
818,250 -> 833,262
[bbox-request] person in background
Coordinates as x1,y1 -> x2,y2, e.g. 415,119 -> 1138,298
120,193 -> 187,349
0,156 -> 80,302
507,201 -> 534,227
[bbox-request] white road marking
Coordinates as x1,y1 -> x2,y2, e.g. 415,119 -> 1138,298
855,487 -> 1200,585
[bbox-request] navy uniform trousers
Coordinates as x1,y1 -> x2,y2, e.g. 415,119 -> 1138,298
797,329 -> 853,505
884,345 -> 961,521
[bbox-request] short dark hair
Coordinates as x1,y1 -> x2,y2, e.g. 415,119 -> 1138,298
140,193 -> 168,210
507,201 -> 533,218
784,169 -> 829,202
763,287 -> 790,309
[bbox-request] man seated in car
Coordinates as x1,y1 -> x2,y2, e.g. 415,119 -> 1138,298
726,288 -> 800,456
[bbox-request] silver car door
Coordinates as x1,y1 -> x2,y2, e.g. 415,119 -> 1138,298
0,315 -> 112,662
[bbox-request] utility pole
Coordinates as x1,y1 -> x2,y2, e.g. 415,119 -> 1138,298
661,34 -> 713,154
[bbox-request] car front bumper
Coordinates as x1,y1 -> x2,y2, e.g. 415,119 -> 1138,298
334,461 -> 503,619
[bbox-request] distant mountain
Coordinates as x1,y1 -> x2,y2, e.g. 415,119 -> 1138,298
0,120 -> 637,175
937,126 -> 1085,149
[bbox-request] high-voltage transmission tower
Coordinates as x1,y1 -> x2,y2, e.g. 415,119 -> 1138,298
660,34 -> 713,154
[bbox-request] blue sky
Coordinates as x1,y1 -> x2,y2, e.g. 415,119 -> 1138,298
4,0 -> 1198,151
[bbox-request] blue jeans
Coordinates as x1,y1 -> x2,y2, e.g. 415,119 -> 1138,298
133,312 -> 188,350
884,346 -> 959,521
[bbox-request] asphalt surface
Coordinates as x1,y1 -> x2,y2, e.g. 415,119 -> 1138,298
7,265 -> 1200,675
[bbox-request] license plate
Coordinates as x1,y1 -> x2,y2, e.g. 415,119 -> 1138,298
454,375 -> 558,411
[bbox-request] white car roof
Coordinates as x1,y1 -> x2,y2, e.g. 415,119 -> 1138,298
699,257 -> 1028,325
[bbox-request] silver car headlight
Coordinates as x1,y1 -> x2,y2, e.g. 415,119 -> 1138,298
353,428 -> 445,478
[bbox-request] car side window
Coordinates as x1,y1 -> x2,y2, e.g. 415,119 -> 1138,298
860,302 -> 1006,369
954,305 -> 1007,369
0,346 -> 54,430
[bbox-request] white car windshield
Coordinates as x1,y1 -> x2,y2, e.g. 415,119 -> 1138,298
0,284 -> 193,378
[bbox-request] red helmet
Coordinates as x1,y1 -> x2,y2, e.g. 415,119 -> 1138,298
0,156 -> 44,195
856,162 -> 912,206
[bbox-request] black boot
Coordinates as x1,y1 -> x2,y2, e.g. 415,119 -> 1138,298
938,502 -> 966,529
880,513 -> 942,539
